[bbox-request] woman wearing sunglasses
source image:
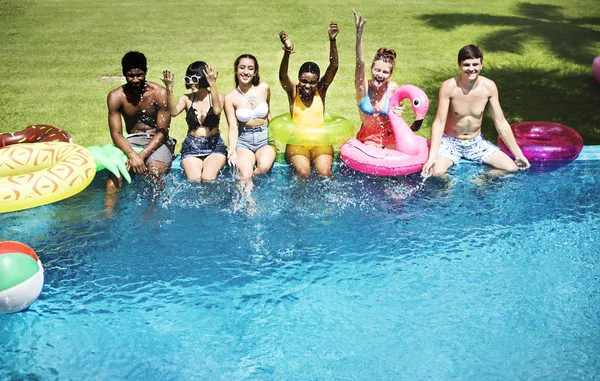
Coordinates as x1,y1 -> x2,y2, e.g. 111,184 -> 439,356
161,61 -> 226,182
352,10 -> 406,149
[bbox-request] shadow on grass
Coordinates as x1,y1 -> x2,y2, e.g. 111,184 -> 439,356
483,64 -> 600,144
417,2 -> 600,66
415,2 -> 600,145
417,64 -> 600,145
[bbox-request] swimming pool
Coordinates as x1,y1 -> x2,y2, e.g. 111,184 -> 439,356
1,158 -> 599,380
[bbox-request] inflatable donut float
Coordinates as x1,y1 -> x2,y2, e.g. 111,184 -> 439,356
269,113 -> 355,147
498,121 -> 583,163
340,84 -> 430,176
0,142 -> 96,213
0,124 -> 71,147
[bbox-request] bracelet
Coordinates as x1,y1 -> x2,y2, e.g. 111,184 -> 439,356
282,45 -> 294,54
330,38 -> 336,42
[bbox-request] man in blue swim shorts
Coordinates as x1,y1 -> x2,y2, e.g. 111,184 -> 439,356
422,45 -> 530,177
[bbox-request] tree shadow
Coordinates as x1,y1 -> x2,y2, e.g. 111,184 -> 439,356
415,2 -> 600,144
417,2 -> 600,66
417,64 -> 600,145
482,64 -> 600,144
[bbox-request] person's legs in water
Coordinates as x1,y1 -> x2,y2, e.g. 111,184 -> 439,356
254,145 -> 276,175
201,153 -> 226,182
285,144 -> 312,178
311,145 -> 334,177
236,147 -> 257,181
181,156 -> 205,183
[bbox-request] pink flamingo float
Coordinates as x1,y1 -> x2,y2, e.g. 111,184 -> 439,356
340,84 -> 430,176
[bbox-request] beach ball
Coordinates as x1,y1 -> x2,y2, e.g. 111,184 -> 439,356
594,56 -> 600,84
0,241 -> 44,313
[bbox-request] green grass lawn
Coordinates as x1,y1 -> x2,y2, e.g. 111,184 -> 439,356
1,0 -> 599,148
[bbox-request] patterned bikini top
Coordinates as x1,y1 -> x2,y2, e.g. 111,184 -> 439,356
235,86 -> 269,123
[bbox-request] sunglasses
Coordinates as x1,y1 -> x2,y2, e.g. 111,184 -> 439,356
184,75 -> 203,85
375,52 -> 395,63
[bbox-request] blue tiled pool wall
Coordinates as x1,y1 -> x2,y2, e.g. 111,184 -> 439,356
172,145 -> 600,171
576,146 -> 600,161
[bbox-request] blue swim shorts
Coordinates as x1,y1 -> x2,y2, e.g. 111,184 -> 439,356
180,133 -> 227,160
236,124 -> 272,153
438,134 -> 499,164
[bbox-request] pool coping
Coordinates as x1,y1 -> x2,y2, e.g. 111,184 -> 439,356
574,146 -> 600,161
172,145 -> 600,170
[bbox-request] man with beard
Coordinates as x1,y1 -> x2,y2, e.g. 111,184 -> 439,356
105,51 -> 175,210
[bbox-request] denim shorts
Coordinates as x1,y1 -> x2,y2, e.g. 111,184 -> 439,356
180,133 -> 227,159
236,124 -> 272,153
127,133 -> 176,166
438,134 -> 499,164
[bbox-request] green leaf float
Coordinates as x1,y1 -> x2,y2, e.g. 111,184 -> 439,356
86,144 -> 143,184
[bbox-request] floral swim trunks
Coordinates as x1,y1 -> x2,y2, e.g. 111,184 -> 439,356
438,134 -> 499,164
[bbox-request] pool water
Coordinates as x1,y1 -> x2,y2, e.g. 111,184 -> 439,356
1,162 -> 599,380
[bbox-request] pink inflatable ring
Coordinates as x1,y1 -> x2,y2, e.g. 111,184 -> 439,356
498,121 -> 583,162
593,56 -> 600,83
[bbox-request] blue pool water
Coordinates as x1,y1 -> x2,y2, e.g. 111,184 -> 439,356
1,161 -> 599,380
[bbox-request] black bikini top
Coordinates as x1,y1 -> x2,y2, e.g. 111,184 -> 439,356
186,93 -> 220,131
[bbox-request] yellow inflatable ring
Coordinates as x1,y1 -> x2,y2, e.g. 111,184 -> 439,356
269,112 -> 355,147
0,142 -> 96,213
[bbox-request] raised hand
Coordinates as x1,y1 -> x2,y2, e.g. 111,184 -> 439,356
160,70 -> 174,90
328,21 -> 339,41
280,30 -> 294,51
352,9 -> 366,35
204,64 -> 219,88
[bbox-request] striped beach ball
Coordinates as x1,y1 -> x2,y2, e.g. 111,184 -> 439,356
0,241 -> 44,313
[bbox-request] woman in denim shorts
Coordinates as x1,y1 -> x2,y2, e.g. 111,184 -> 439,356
224,54 -> 276,182
161,61 -> 227,182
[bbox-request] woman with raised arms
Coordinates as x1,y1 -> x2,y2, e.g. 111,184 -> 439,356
278,22 -> 339,178
353,10 -> 407,149
161,61 -> 227,182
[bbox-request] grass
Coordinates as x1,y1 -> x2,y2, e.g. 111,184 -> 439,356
0,0 -> 599,149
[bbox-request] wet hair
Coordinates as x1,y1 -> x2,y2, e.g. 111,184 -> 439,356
121,51 -> 147,75
185,61 -> 210,89
372,48 -> 397,72
458,44 -> 484,63
298,61 -> 320,79
234,54 -> 260,86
